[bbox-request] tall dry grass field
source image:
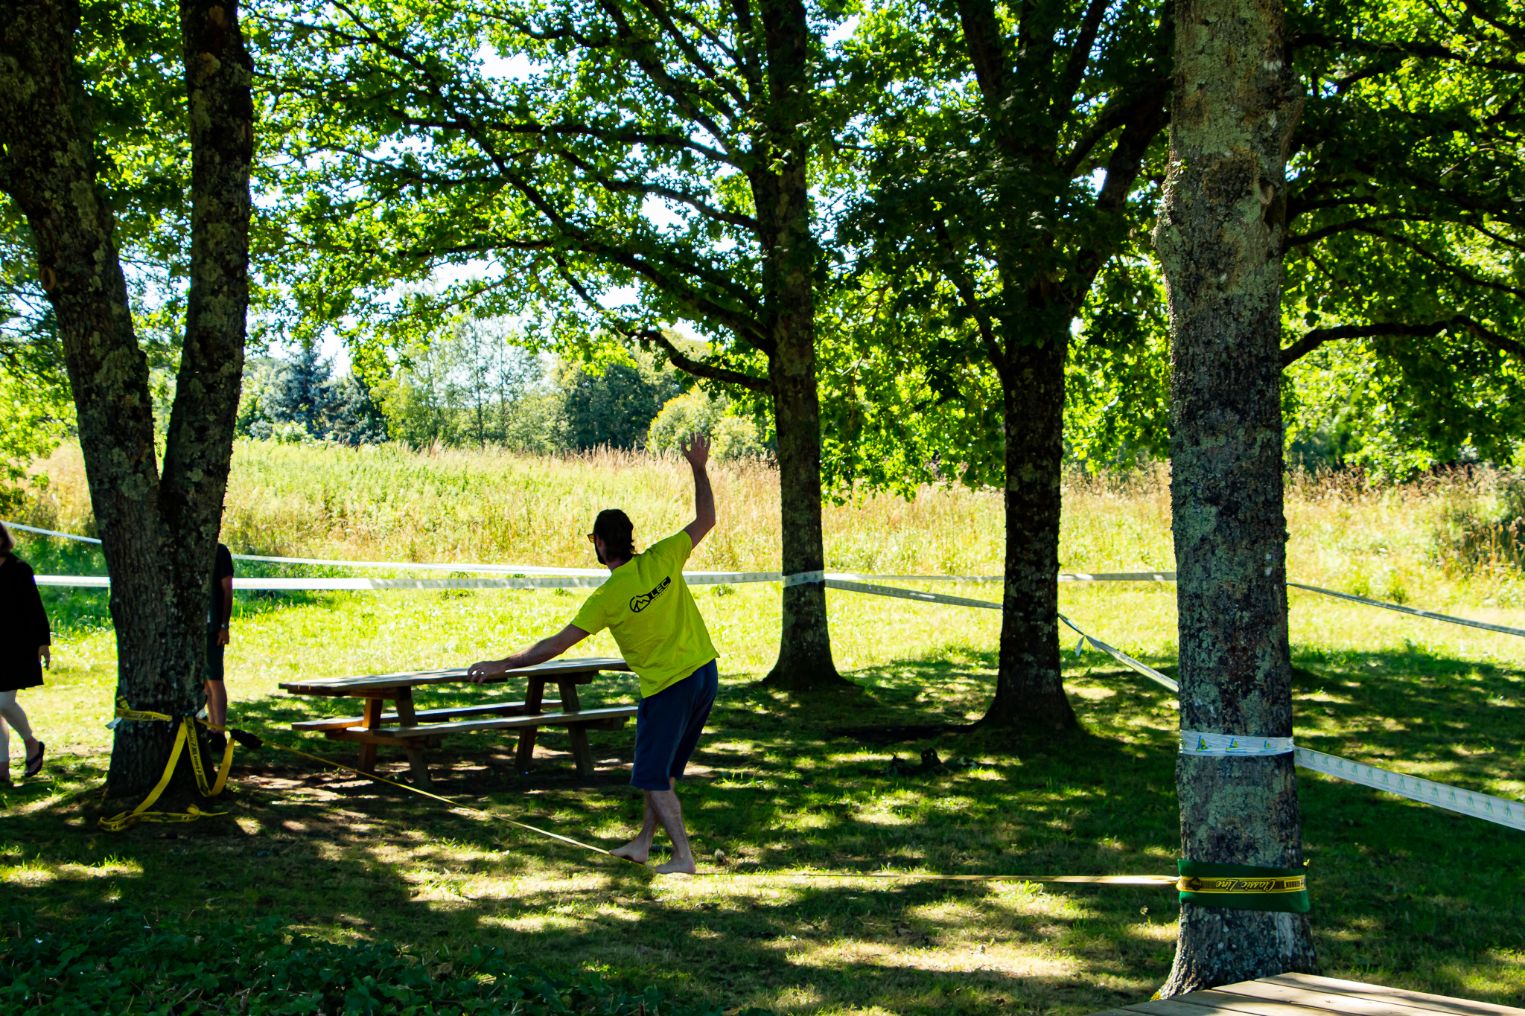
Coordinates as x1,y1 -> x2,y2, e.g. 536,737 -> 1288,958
23,441 -> 1525,610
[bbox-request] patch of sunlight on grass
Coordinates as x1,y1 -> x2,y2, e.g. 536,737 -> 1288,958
1326,916 -> 1380,942
765,985 -> 825,1010
854,803 -> 918,827
1072,685 -> 1118,701
2,865 -> 56,885
1133,917 -> 1176,943
496,912 -> 585,933
791,936 -> 1079,978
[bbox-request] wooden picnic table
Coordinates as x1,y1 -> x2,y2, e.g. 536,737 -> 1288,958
280,656 -> 634,786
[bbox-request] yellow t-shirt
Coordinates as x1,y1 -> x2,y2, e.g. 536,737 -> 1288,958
572,530 -> 718,698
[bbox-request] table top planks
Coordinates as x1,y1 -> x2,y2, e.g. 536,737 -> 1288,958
279,656 -> 630,695
1091,973 -> 1524,1016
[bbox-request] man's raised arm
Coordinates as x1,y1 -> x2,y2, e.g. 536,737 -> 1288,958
682,432 -> 715,548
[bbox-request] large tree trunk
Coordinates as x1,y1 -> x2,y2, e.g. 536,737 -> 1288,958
765,332 -> 842,689
983,313 -> 1076,731
0,0 -> 252,799
1155,0 -> 1314,992
756,0 -> 843,691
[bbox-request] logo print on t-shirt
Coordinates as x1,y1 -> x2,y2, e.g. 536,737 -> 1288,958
629,575 -> 672,614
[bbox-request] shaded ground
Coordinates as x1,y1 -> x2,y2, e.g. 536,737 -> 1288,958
4,642 -> 1524,1013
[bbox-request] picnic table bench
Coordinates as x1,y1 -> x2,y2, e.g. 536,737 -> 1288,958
280,657 -> 634,786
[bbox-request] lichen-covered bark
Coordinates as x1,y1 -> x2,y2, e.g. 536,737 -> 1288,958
1154,0 -> 1315,992
767,343 -> 840,688
0,0 -> 252,798
983,316 -> 1076,730
755,0 -> 843,690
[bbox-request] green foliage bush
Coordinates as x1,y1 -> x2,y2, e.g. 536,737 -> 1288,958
559,350 -> 687,452
647,388 -> 769,461
1,906 -> 724,1015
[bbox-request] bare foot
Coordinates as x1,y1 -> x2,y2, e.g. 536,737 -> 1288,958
654,857 -> 696,875
611,840 -> 650,864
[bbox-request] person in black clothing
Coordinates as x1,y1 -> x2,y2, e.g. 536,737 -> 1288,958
0,522 -> 48,784
206,542 -> 234,731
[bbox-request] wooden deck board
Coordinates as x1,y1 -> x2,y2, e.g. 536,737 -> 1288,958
1262,975 -> 1524,1016
1093,974 -> 1524,1016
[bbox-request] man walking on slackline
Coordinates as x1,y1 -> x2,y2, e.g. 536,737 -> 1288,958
468,433 -> 719,875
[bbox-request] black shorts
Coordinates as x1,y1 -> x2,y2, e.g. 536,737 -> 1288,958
205,640 -> 225,683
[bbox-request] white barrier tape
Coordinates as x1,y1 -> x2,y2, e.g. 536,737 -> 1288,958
11,515 -> 1525,634
1181,730 -> 1295,756
35,572 -> 807,592
35,575 -> 111,588
1295,747 -> 1525,832
1288,581 -> 1525,639
825,577 -> 1002,611
4,521 -> 102,544
1057,613 -> 1182,694
6,520 -> 1156,585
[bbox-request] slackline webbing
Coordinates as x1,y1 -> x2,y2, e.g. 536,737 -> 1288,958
100,700 -> 236,831
15,516 -> 1523,637
266,739 -> 1277,899
826,580 -> 1525,833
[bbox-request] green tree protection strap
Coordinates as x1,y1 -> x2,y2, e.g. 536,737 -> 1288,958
1177,859 -> 1310,913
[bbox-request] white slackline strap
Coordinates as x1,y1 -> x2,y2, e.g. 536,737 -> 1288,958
1287,581 -> 1525,639
1295,747 -> 1525,832
35,571 -> 801,591
824,577 -> 1003,611
1056,612 -> 1182,695
29,553 -> 1525,833
1181,731 -> 1294,756
834,580 -> 1524,833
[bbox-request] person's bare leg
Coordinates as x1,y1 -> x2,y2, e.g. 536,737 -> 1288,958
611,791 -> 659,863
0,690 -> 37,760
649,785 -> 695,874
205,681 -> 227,730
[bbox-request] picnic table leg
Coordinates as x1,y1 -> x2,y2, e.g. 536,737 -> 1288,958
514,678 -> 546,774
357,697 -> 383,774
558,680 -> 596,780
394,690 -> 432,786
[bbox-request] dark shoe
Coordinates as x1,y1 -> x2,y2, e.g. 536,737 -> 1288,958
23,741 -> 44,778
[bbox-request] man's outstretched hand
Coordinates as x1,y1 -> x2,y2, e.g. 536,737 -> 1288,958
467,659 -> 509,683
681,431 -> 710,468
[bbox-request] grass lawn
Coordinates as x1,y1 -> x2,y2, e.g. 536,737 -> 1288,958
3,444 -> 1523,1012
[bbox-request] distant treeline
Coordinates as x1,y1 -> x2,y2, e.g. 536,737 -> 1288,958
234,321 -> 769,461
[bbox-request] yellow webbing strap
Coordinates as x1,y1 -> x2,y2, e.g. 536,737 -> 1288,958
99,700 -> 233,832
1175,874 -> 1307,895
268,742 -> 1188,888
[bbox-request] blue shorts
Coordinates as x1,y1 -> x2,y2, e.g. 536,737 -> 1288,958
630,659 -> 718,790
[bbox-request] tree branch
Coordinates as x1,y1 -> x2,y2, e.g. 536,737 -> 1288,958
1281,315 -> 1525,366
931,216 -> 1006,383
635,326 -> 769,392
1056,0 -> 1111,112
